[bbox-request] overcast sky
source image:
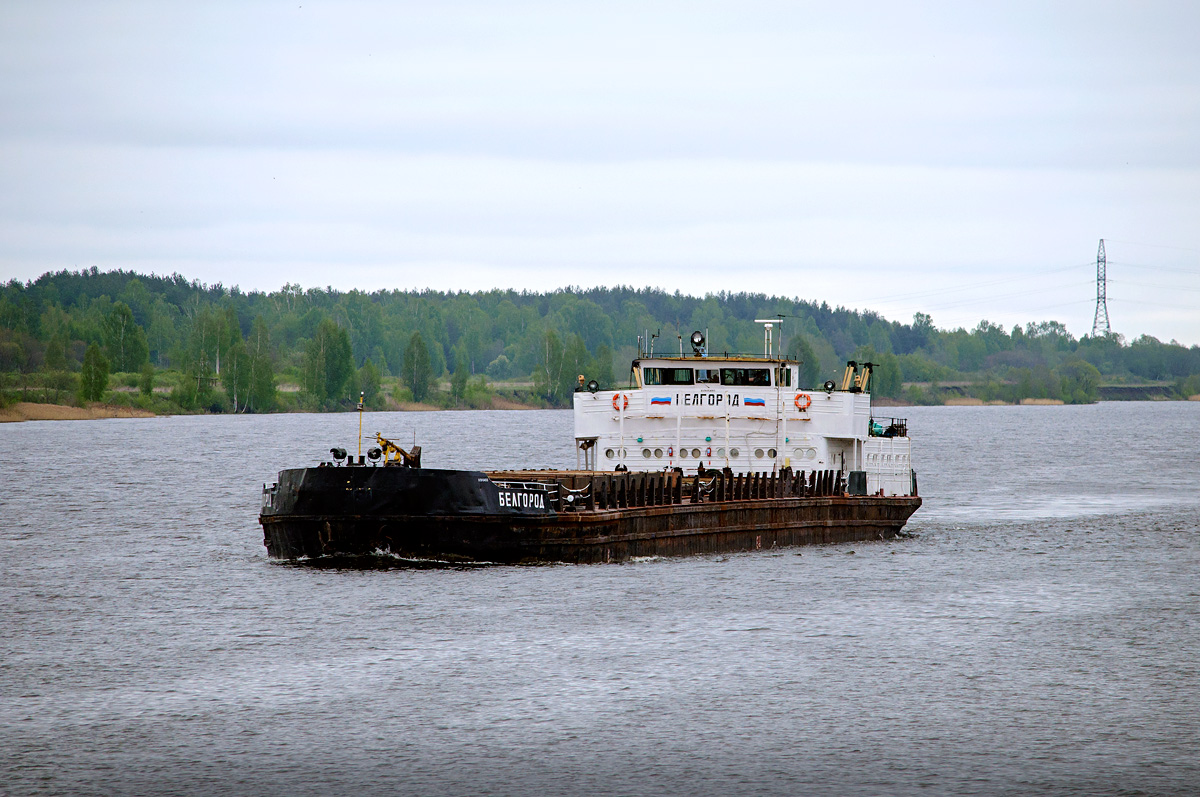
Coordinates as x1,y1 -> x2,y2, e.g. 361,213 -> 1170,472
2,1 -> 1198,344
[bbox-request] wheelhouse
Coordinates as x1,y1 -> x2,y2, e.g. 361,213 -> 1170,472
572,323 -> 915,497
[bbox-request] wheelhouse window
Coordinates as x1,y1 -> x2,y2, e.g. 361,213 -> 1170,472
776,366 -> 792,387
720,368 -> 771,386
695,368 -> 721,384
643,367 -> 694,386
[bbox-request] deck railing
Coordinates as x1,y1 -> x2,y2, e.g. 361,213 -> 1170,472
545,468 -> 851,512
868,417 -> 908,438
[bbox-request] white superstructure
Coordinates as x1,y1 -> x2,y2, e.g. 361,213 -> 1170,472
572,329 -> 914,496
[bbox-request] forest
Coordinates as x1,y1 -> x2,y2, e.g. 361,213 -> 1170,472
2,267 -> 1199,414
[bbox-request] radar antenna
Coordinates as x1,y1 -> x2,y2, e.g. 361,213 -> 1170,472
753,319 -> 782,358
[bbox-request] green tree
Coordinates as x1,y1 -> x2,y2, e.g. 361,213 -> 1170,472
42,328 -> 74,405
222,341 -> 251,411
1058,359 -> 1101,404
591,344 -> 616,390
44,331 -> 69,373
450,346 -> 469,407
533,328 -> 565,403
246,316 -> 276,412
486,353 -> 511,379
79,343 -> 109,402
0,338 -> 25,373
147,301 -> 179,366
104,301 -> 149,372
183,307 -> 223,406
787,335 -> 821,389
356,359 -> 382,408
403,331 -> 433,403
851,345 -> 901,397
139,361 -> 155,397
42,329 -> 73,404
170,370 -> 199,410
303,318 -> 354,407
559,333 -> 590,400
871,353 -> 903,397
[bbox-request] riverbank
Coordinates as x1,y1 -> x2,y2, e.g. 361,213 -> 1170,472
0,395 -> 545,423
0,402 -> 158,423
6,394 -> 1197,423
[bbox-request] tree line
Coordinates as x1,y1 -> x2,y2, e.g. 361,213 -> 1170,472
2,267 -> 1199,412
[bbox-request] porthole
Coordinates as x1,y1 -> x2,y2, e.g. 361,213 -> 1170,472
794,448 -> 804,459
642,448 -> 651,458
654,448 -> 663,458
679,448 -> 688,459
692,448 -> 701,458
806,448 -> 817,460
767,448 -> 777,458
730,448 -> 740,458
605,448 -> 615,459
717,448 -> 726,457
754,448 -> 764,459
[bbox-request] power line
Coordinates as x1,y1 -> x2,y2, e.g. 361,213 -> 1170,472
1108,297 -> 1200,312
866,261 -> 1087,305
914,280 -> 1093,313
1019,298 -> 1094,313
1108,278 -> 1200,293
1108,260 -> 1200,277
1105,239 -> 1200,254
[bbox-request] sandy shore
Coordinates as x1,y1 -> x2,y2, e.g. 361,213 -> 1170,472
0,402 -> 157,423
941,397 -> 1067,406
387,397 -> 540,412
0,398 -> 543,422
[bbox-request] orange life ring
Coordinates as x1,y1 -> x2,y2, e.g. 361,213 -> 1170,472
794,393 -> 812,411
612,393 -> 628,411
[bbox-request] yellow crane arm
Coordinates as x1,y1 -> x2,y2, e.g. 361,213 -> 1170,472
374,433 -> 422,468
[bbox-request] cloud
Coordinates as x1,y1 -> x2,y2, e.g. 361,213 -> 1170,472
1,1 -> 1198,342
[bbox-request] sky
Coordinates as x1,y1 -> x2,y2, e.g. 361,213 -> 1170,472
2,1 -> 1198,344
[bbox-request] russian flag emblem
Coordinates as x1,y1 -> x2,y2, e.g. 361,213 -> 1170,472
650,396 -> 672,406
743,397 -> 766,407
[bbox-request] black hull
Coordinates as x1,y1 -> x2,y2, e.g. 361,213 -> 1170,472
262,497 -> 920,564
260,465 -> 920,564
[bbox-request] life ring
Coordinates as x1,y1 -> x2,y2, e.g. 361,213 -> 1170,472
612,393 -> 628,411
794,393 -> 812,411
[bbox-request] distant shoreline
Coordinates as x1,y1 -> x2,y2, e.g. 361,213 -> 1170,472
0,401 -> 158,423
4,395 -> 1198,423
875,395 -> 1199,407
0,400 -> 546,423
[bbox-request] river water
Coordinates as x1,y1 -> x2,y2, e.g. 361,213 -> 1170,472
2,402 -> 1199,796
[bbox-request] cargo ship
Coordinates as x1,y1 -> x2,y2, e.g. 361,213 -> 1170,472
259,323 -> 921,563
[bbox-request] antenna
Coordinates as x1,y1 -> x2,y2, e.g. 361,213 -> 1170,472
754,319 -> 782,358
1091,239 -> 1111,338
